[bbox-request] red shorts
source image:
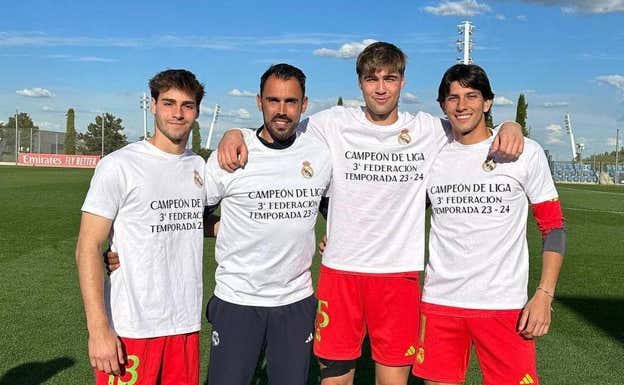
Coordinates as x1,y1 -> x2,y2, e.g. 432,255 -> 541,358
95,332 -> 199,385
313,265 -> 421,366
412,303 -> 538,385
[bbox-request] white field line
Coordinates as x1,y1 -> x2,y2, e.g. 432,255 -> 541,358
558,187 -> 624,196
564,207 -> 624,215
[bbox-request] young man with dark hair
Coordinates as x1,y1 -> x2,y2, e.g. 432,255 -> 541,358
205,63 -> 331,385
218,42 -> 525,385
412,64 -> 565,385
76,69 -> 206,385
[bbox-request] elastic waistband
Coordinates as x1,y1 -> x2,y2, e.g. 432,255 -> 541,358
320,264 -> 419,278
421,302 -> 522,318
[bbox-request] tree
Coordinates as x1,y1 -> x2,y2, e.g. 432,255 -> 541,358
191,121 -> 201,153
64,108 -> 76,154
0,112 -> 39,154
515,94 -> 529,137
486,113 -> 494,129
337,97 -> 343,106
197,148 -> 212,161
77,113 -> 127,155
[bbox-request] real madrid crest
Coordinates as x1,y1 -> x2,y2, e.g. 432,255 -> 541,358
416,347 -> 425,365
482,156 -> 496,172
398,129 -> 411,145
301,161 -> 314,178
193,170 -> 204,187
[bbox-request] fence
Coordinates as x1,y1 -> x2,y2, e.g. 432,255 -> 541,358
0,130 -> 66,162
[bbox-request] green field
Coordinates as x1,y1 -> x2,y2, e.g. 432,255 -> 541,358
0,166 -> 622,385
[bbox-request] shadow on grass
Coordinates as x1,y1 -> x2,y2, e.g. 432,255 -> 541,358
557,296 -> 624,345
205,337 -> 424,385
0,357 -> 75,385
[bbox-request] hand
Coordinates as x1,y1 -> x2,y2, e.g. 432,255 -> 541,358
104,250 -> 120,273
517,290 -> 553,339
217,129 -> 248,172
489,121 -> 524,161
318,235 -> 327,256
88,327 -> 125,375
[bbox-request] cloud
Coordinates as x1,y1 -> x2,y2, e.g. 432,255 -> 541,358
493,96 -> 514,106
228,89 -> 256,97
496,14 -> 506,20
342,99 -> 364,108
76,56 -> 118,62
0,31 -> 361,52
45,54 -> 118,62
607,137 -> 618,146
596,75 -> 624,91
313,39 -> 377,59
0,32 -> 139,47
37,121 -> 62,131
522,0 -> 624,14
401,92 -> 421,104
234,108 -> 251,120
521,89 -> 537,94
516,14 -> 528,21
423,0 -> 491,16
42,105 -> 55,111
16,87 -> 53,98
306,98 -> 364,115
543,101 -> 569,108
545,123 -> 564,144
202,104 -> 252,120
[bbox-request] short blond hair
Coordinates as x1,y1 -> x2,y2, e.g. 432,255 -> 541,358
356,42 -> 406,79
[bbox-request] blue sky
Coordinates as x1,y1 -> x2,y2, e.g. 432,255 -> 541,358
1,0 -> 623,160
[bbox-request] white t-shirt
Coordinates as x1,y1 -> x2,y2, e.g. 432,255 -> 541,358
81,140 -> 206,338
423,136 -> 558,309
205,129 -> 332,306
306,106 -> 450,273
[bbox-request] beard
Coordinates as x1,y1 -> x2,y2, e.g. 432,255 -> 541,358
264,114 -> 297,142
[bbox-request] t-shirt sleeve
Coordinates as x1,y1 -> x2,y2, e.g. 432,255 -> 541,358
204,152 -> 226,205
81,158 -> 124,219
524,144 -> 559,204
240,127 -> 256,141
425,114 -> 450,151
305,110 -> 333,145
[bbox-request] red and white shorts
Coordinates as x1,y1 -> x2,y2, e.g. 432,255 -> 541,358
313,265 -> 421,366
95,332 -> 199,385
412,303 -> 538,385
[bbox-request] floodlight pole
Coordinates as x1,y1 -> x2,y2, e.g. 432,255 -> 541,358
206,104 -> 221,150
140,92 -> 149,139
457,21 -> 474,64
564,113 -> 578,162
616,127 -> 620,184
14,109 -> 18,164
101,113 -> 105,157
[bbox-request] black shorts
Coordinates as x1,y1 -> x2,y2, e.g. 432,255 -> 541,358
206,294 -> 317,385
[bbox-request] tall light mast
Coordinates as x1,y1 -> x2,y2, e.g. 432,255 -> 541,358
140,92 -> 149,140
615,128 -> 620,184
457,21 -> 474,64
205,104 -> 221,150
564,113 -> 578,162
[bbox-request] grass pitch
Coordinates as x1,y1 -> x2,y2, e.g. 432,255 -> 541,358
0,167 -> 622,385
